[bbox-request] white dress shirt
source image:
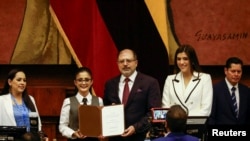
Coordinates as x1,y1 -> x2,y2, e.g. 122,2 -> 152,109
59,92 -> 103,138
118,71 -> 137,102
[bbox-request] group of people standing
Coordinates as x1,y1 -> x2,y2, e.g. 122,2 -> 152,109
0,45 -> 249,141
162,45 -> 250,125
58,46 -> 250,141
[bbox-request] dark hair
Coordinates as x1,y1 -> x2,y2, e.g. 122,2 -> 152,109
174,44 -> 201,73
118,48 -> 138,60
0,68 -> 36,112
225,57 -> 243,69
74,67 -> 93,95
21,132 -> 41,141
166,104 -> 188,132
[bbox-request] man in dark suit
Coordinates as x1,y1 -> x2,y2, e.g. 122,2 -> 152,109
103,48 -> 161,141
208,57 -> 250,125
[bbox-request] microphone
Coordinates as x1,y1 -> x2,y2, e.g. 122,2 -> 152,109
29,112 -> 38,133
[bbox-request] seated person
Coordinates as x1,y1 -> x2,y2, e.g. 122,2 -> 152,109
153,105 -> 199,141
21,132 -> 41,141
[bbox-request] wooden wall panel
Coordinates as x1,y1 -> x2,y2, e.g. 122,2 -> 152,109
28,87 -> 66,116
42,122 -> 57,141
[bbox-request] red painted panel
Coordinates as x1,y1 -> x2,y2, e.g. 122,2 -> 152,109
0,0 -> 26,63
169,0 -> 250,65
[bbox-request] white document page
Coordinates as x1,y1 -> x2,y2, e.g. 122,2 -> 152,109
101,104 -> 125,136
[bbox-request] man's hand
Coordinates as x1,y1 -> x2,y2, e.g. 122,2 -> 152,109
121,125 -> 135,137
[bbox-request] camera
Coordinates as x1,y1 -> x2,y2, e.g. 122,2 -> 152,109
152,108 -> 168,122
148,108 -> 169,140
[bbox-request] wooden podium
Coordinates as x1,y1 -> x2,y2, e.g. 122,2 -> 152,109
78,104 -> 125,138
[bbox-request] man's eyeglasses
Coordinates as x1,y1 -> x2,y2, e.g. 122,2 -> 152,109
76,78 -> 92,83
118,59 -> 136,64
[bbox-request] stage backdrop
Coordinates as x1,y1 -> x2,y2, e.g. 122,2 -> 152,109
2,0 -> 248,96
168,0 -> 250,65
0,0 -> 169,97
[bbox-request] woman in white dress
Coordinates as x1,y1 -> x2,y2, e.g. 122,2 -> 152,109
162,44 -> 213,116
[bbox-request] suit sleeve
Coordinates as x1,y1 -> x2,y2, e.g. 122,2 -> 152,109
29,95 -> 42,131
133,78 -> 161,133
162,76 -> 171,108
207,84 -> 217,125
103,80 -> 120,105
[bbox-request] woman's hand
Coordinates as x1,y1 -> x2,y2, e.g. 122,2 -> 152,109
72,129 -> 87,139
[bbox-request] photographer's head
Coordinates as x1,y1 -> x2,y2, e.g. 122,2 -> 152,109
21,132 -> 41,141
166,104 -> 188,133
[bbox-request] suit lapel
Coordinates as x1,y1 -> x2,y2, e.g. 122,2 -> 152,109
222,81 -> 236,115
184,76 -> 201,103
125,73 -> 141,107
184,77 -> 198,95
4,95 -> 16,124
235,84 -> 246,118
173,73 -> 200,103
113,76 -> 122,104
173,73 -> 185,102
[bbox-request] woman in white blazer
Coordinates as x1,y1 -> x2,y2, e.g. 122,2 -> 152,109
162,45 -> 213,116
0,68 -> 41,131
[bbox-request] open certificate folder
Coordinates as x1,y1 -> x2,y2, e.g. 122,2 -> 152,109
78,104 -> 125,137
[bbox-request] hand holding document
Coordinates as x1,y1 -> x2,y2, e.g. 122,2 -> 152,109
78,104 -> 125,137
